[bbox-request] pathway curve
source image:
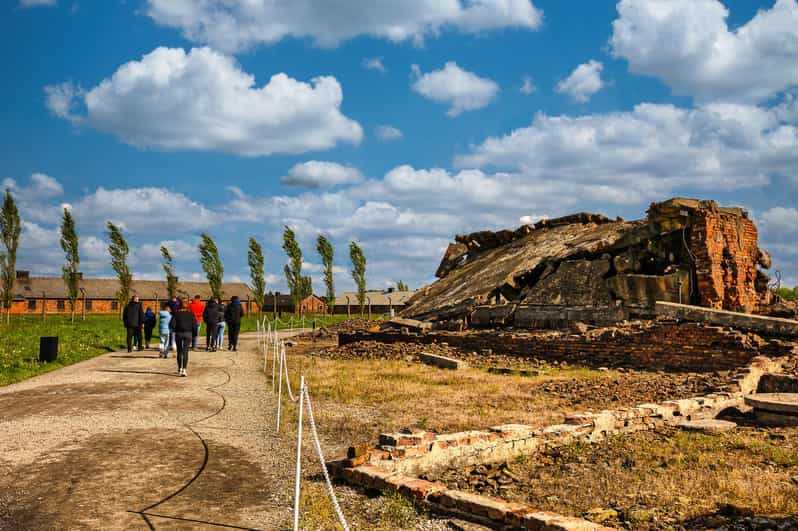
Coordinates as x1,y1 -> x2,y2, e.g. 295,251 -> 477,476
0,330 -> 306,530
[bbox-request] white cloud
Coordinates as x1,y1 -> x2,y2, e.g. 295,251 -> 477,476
362,57 -> 387,73
20,0 -> 56,7
145,0 -> 543,52
2,173 -> 63,201
411,62 -> 499,117
556,60 -> 604,103
610,0 -> 798,103
456,100 -> 798,200
761,207 -> 798,240
281,161 -> 364,188
44,82 -> 83,123
375,125 -> 403,141
44,47 -> 362,157
139,239 -> 198,262
520,75 -> 536,95
70,187 -> 215,233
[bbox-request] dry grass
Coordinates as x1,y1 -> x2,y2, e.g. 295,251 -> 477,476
288,348 -> 612,446
436,426 -> 798,527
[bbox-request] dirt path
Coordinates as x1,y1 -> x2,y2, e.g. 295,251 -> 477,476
0,331 -> 309,531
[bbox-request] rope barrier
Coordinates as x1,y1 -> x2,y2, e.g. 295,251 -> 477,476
292,376 -> 305,531
267,326 -> 349,530
303,384 -> 350,531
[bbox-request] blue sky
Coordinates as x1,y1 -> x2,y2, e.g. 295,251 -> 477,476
2,0 -> 798,292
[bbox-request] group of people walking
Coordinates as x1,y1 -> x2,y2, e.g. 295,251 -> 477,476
122,294 -> 245,377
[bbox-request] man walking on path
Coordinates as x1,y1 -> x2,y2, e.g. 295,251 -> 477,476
203,298 -> 219,351
188,295 -> 205,350
225,295 -> 244,351
122,295 -> 145,353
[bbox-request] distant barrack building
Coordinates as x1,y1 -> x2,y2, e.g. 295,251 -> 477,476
333,289 -> 415,316
8,272 -> 415,316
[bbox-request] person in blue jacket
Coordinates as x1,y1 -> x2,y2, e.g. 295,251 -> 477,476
158,304 -> 172,358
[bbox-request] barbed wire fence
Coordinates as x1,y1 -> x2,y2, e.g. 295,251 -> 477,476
256,318 -> 350,531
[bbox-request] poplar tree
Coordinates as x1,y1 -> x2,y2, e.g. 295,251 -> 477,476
396,280 -> 409,291
316,235 -> 335,314
198,233 -> 223,300
0,190 -> 21,323
349,241 -> 367,315
160,245 -> 178,299
107,222 -> 132,310
282,226 -> 303,314
247,237 -> 266,314
60,208 -> 80,322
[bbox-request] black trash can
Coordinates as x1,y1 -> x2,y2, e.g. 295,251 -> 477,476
39,336 -> 58,363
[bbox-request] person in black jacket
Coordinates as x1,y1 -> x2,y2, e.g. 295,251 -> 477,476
224,296 -> 244,351
170,296 -> 196,376
122,295 -> 145,353
203,299 -> 219,351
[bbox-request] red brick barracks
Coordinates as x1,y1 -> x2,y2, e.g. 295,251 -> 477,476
8,272 -> 415,316
7,272 -> 276,315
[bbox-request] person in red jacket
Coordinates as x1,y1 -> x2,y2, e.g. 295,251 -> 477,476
188,295 -> 205,350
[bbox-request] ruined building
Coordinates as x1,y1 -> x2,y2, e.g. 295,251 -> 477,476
402,198 -> 773,327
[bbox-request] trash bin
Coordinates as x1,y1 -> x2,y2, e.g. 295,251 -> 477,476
39,336 -> 58,363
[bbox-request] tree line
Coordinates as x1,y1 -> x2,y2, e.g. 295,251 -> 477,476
0,190 -> 407,322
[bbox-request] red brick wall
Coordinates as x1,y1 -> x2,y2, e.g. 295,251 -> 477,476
689,208 -> 763,312
339,323 -> 794,372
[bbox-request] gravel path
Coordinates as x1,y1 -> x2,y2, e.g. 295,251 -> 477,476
0,331 -> 312,530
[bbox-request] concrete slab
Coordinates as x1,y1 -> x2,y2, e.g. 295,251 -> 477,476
420,352 -> 468,370
677,419 -> 737,434
744,393 -> 798,415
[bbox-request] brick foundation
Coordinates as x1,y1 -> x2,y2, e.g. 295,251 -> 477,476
331,357 -> 785,530
340,321 -> 795,372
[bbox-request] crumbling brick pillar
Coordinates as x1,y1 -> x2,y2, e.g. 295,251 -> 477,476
688,204 -> 762,312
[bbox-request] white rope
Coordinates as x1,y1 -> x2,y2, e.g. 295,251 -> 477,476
293,376 -> 305,531
303,385 -> 350,531
281,343 -> 300,403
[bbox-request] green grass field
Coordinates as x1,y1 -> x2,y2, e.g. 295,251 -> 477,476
0,312 -> 372,387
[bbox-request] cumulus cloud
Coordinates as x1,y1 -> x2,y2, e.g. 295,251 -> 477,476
44,47 -> 362,157
411,62 -> 499,116
610,0 -> 798,102
556,60 -> 604,103
362,57 -> 387,73
520,75 -> 536,95
375,125 -> 403,141
2,173 -> 64,201
281,161 -> 364,188
70,187 -> 215,232
139,239 -> 198,262
145,0 -> 543,52
456,101 -> 798,200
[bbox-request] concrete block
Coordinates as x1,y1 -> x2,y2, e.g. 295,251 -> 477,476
420,351 -> 468,369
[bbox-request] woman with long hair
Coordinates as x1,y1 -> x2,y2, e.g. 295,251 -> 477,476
170,296 -> 196,376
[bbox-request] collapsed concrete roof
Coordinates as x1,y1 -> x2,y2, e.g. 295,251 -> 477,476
402,198 -> 772,322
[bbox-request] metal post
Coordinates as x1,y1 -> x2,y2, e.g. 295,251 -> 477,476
293,376 -> 305,531
346,296 -> 350,318
80,288 -> 86,321
41,291 -> 46,322
367,296 -> 371,319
